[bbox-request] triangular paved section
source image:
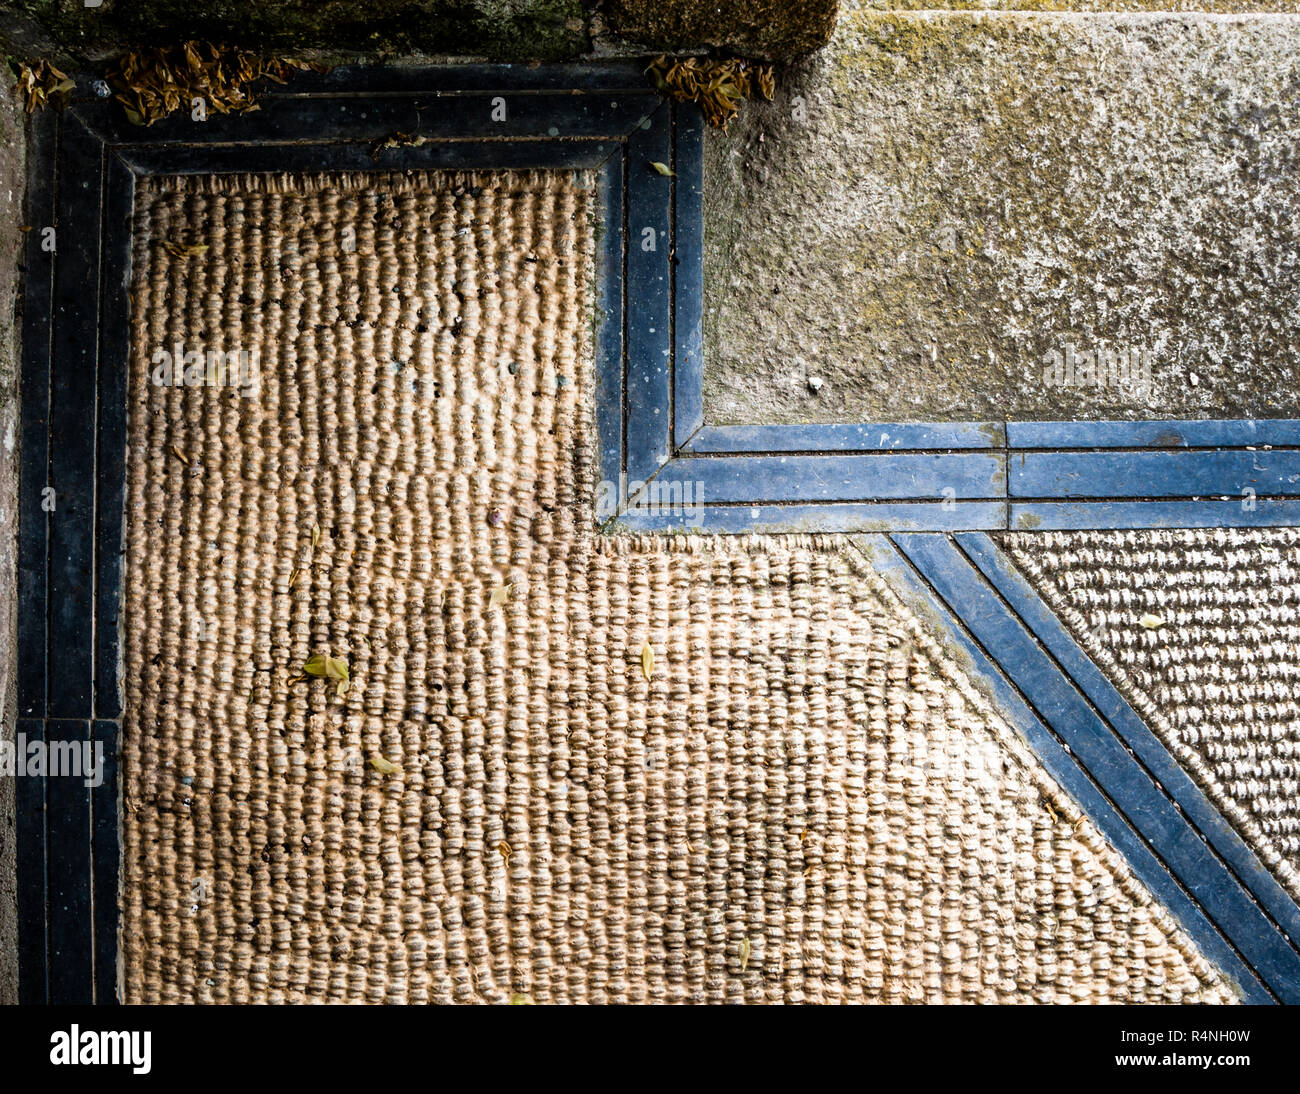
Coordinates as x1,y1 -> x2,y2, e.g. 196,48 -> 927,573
1002,529 -> 1300,908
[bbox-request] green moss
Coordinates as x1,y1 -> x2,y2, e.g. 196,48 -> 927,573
1,0 -> 592,63
606,0 -> 837,61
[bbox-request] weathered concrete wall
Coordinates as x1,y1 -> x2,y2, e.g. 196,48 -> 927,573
0,81 -> 23,1008
703,10 -> 1300,424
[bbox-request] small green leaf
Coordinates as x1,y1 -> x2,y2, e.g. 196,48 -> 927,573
304,654 -> 349,695
303,654 -> 329,677
649,161 -> 675,177
369,754 -> 398,775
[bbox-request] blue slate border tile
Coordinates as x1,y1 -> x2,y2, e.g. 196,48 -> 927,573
671,105 -> 705,447
622,103 -> 673,484
1009,418 -> 1300,450
1010,499 -> 1300,530
650,452 -> 1004,505
684,422 -> 1003,454
1011,449 -> 1300,499
614,501 -> 1007,534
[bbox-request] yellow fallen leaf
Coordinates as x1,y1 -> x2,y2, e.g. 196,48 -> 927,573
303,654 -> 329,676
303,654 -> 349,696
498,840 -> 511,862
170,445 -> 189,466
1139,613 -> 1164,629
649,160 -> 675,177
509,993 -> 533,1005
311,522 -> 320,549
640,638 -> 655,681
739,937 -> 751,972
489,582 -> 511,608
162,241 -> 209,258
369,755 -> 398,775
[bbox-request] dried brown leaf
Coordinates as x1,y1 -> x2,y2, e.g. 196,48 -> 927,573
104,42 -> 331,126
646,55 -> 775,131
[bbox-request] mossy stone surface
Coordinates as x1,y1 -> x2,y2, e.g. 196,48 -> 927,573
0,81 -> 22,1007
1,0 -> 593,63
607,0 -> 840,60
703,9 -> 1300,424
863,0 -> 1300,10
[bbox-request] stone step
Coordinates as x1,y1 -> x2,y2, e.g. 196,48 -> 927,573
703,10 -> 1300,423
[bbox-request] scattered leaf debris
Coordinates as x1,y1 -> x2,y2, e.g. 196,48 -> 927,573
369,754 -> 398,775
640,638 -> 655,682
13,60 -> 75,114
371,131 -> 431,158
646,55 -> 775,130
105,42 -> 324,127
